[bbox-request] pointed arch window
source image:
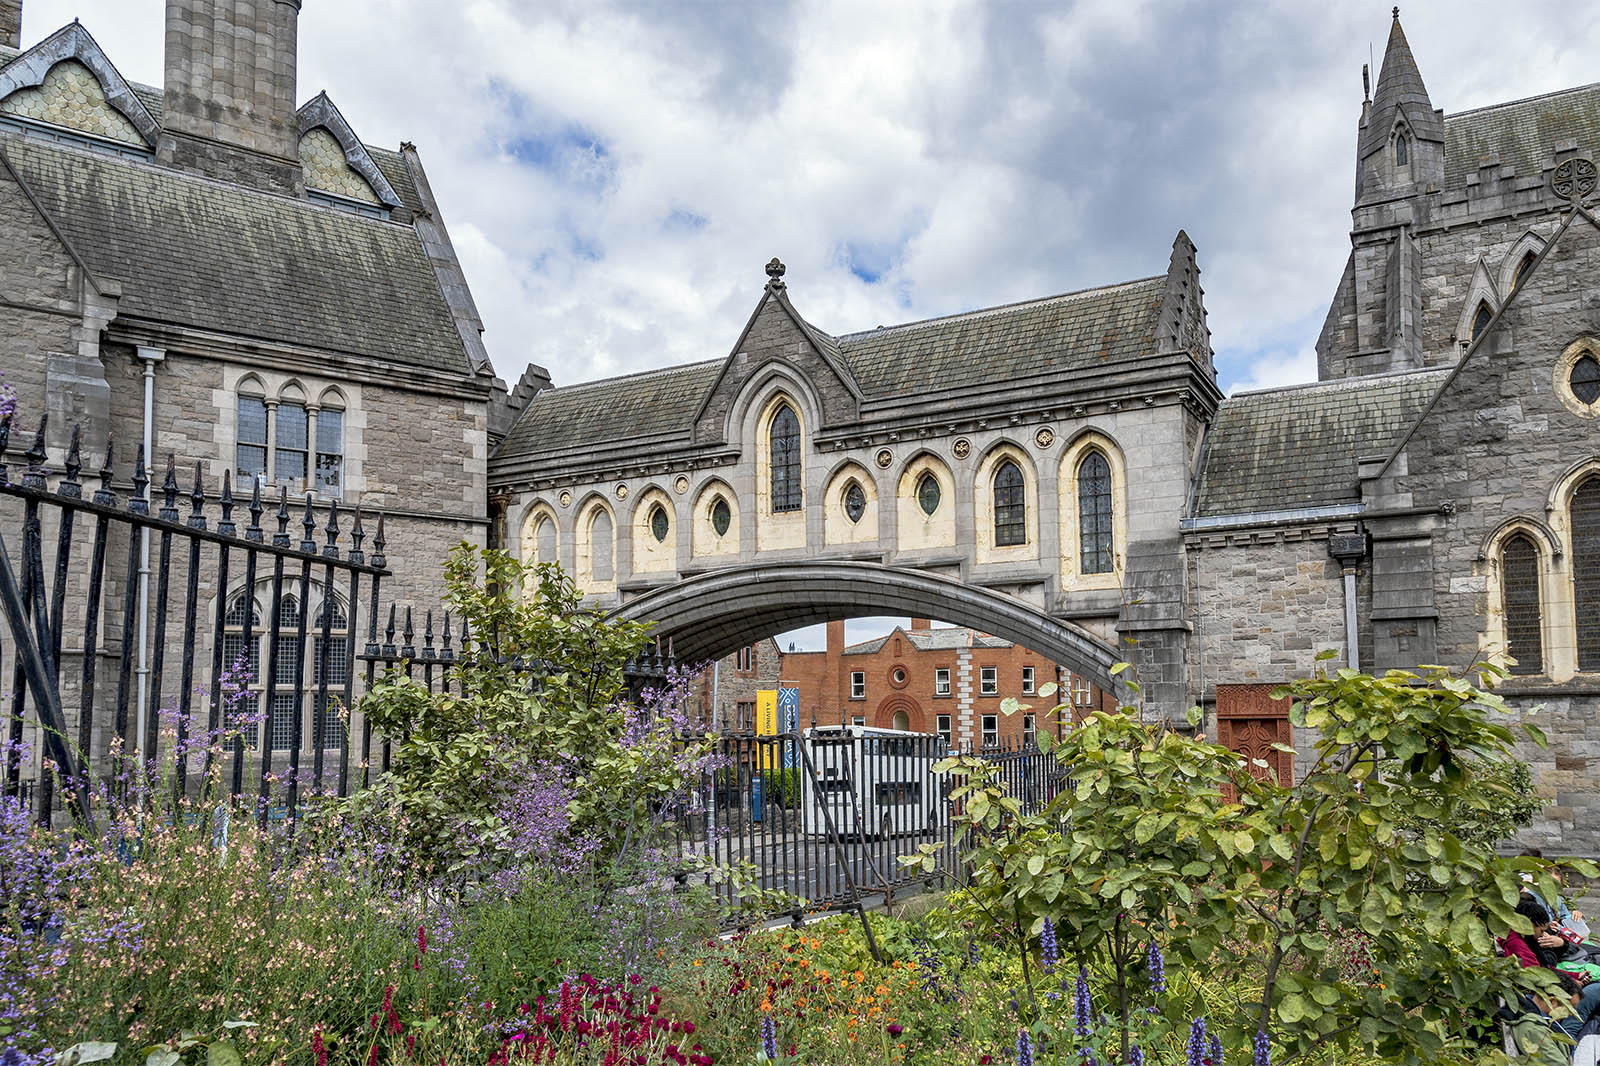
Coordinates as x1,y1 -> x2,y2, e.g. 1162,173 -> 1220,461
916,473 -> 941,516
1077,452 -> 1114,575
1512,252 -> 1537,293
1574,478 -> 1600,671
1470,302 -> 1493,344
1501,535 -> 1543,676
770,404 -> 802,512
312,598 -> 350,748
842,482 -> 866,524
535,517 -> 556,563
711,497 -> 732,537
993,460 -> 1026,546
649,504 -> 670,543
269,595 -> 303,751
590,510 -> 614,583
1394,131 -> 1409,166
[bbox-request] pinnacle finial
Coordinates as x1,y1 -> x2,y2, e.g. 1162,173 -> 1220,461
1392,5 -> 1399,18
765,257 -> 785,281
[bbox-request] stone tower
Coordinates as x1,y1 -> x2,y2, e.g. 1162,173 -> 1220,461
156,0 -> 304,195
0,2 -> 20,49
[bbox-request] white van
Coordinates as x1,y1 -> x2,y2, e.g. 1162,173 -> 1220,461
801,725 -> 946,838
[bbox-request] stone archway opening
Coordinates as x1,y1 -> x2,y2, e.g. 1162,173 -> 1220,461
610,560 -> 1120,694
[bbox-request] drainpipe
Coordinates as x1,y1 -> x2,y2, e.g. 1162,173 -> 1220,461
1328,525 -> 1370,673
133,346 -> 165,759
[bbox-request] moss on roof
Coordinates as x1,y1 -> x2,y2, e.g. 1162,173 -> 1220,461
1443,82 -> 1600,190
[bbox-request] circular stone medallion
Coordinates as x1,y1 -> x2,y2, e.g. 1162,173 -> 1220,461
875,448 -> 893,469
1034,427 -> 1055,449
952,437 -> 972,460
614,483 -> 629,500
674,475 -> 689,495
559,490 -> 572,508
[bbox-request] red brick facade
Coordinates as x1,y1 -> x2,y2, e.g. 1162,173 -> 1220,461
778,619 -> 1113,750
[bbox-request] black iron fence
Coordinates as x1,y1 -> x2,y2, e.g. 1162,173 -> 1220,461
0,411 -> 678,830
669,728 -> 1063,918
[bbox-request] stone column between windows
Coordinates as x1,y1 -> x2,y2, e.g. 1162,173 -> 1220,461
956,646 -> 974,750
306,405 -> 320,497
263,399 -> 279,483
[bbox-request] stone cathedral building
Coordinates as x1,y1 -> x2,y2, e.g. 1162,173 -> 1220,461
0,0 -> 499,765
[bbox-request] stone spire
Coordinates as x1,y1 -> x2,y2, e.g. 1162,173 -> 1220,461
1355,10 -> 1445,199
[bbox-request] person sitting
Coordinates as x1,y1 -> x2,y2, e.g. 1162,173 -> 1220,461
1522,848 -> 1595,948
1505,895 -> 1600,1040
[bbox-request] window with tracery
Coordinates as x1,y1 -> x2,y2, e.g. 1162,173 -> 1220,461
1574,478 -> 1600,671
916,473 -> 941,516
769,404 -> 802,512
843,482 -> 866,524
994,460 -> 1026,546
1571,353 -> 1600,406
1077,452 -> 1114,574
649,504 -> 669,543
711,497 -> 731,536
1501,535 -> 1543,676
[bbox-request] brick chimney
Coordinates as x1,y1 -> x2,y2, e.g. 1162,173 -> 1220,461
1,1 -> 21,49
825,620 -> 844,655
156,0 -> 304,194
910,618 -> 931,631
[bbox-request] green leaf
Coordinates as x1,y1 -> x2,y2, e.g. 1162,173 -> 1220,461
1278,993 -> 1308,1023
1028,855 -> 1045,877
58,1044 -> 118,1066
207,1042 -> 242,1066
146,1052 -> 180,1066
1310,983 -> 1340,1007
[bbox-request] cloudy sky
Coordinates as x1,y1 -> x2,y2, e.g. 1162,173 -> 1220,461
17,0 -> 1596,647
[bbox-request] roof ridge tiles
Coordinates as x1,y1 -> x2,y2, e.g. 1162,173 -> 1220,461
531,356 -> 724,396
1445,80 -> 1600,122
834,274 -> 1165,342
1225,366 -> 1451,401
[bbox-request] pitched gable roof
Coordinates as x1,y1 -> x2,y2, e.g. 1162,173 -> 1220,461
0,21 -> 160,146
496,271 -> 1172,464
1191,369 -> 1448,520
1,133 -> 476,377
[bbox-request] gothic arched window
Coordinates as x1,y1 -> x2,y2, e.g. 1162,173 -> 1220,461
535,517 -> 556,563
1574,478 -> 1600,671
1394,131 -> 1409,166
649,504 -> 670,543
710,497 -> 732,537
1512,252 -> 1537,293
1501,535 -> 1543,676
993,460 -> 1026,547
769,404 -> 802,513
312,598 -> 349,748
1078,452 -> 1114,575
1471,302 -> 1493,344
590,509 -> 614,583
916,473 -> 941,516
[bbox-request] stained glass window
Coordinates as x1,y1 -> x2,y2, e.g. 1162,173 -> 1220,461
843,482 -> 865,524
1501,535 -> 1543,676
1574,478 -> 1600,671
711,498 -> 731,537
994,461 -> 1026,546
1078,452 -> 1114,574
1571,355 -> 1600,405
916,473 -> 941,516
1395,133 -> 1409,166
770,405 -> 802,512
650,505 -> 669,543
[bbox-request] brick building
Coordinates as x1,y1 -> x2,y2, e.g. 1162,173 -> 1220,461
684,637 -> 783,732
778,619 -> 1111,751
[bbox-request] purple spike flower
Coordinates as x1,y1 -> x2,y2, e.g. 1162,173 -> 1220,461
1187,1019 -> 1208,1066
1041,916 -> 1059,974
1130,1047 -> 1145,1066
761,1013 -> 778,1060
1075,964 -> 1093,1038
1208,1031 -> 1223,1066
1017,1029 -> 1034,1066
1253,1030 -> 1271,1066
1147,938 -> 1166,995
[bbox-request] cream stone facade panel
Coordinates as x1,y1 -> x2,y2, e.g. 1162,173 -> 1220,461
574,495 -> 618,599
753,392 -> 807,552
972,441 -> 1039,564
690,478 -> 739,560
895,452 -> 956,553
630,485 -> 677,575
822,460 -> 878,546
1057,431 -> 1128,593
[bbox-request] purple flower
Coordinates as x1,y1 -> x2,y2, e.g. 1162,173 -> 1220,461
761,1013 -> 778,1059
1253,1030 -> 1271,1066
1017,1029 -> 1034,1066
1208,1031 -> 1222,1066
1041,917 -> 1059,974
1075,964 -> 1093,1038
1130,1047 -> 1145,1066
1187,1018 -> 1208,1066
1147,938 -> 1166,995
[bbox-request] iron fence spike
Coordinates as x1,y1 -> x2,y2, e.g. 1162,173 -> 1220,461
21,413 -> 48,490
218,469 -> 236,536
371,512 -> 386,568
158,454 -> 180,520
129,442 -> 149,515
322,498 -> 340,558
187,461 -> 207,529
94,435 -> 116,505
58,424 -> 83,498
0,408 -> 10,483
300,492 -> 317,553
246,476 -> 264,542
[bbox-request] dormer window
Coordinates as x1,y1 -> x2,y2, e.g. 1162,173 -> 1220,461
1471,302 -> 1493,344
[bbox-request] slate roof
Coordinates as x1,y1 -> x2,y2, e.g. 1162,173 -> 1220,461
1,133 -> 474,376
1191,369 -> 1449,519
497,275 -> 1169,459
1443,82 -> 1600,190
842,628 -> 1013,655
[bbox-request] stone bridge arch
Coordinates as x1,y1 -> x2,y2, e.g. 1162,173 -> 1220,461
609,560 -> 1120,693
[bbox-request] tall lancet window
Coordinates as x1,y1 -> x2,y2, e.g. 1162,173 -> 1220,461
1471,302 -> 1493,344
1574,478 -> 1600,671
1501,535 -> 1543,676
770,404 -> 802,512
